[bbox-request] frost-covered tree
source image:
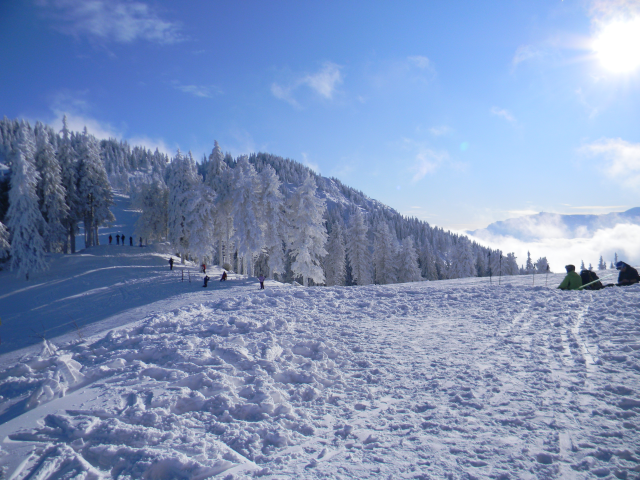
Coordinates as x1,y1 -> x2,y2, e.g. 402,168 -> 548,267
504,252 -> 520,275
166,150 -> 200,263
287,173 -> 327,286
449,237 -> 476,279
133,180 -> 168,243
77,129 -> 114,247
598,256 -> 606,270
346,208 -> 372,285
205,150 -> 234,267
525,251 -> 534,274
373,221 -> 398,284
35,127 -> 68,252
0,221 -> 10,260
57,116 -> 80,253
397,236 -> 422,283
231,157 -> 263,276
580,259 -> 585,270
324,222 -> 346,286
259,164 -> 285,278
184,183 -> 217,262
535,257 -> 549,274
6,123 -> 47,278
419,241 -> 438,280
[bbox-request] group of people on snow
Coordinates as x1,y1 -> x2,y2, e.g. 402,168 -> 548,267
165,256 -> 265,289
108,234 -> 143,247
558,261 -> 639,290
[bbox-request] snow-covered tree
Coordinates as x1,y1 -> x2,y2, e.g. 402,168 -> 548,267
324,222 -> 346,286
205,151 -> 234,267
259,164 -> 285,278
133,180 -> 168,243
77,129 -> 114,247
6,123 -> 47,278
231,157 -> 263,276
397,236 -> 422,283
0,221 -> 10,260
166,150 -> 200,262
57,116 -> 80,253
287,173 -> 327,286
449,237 -> 476,279
525,251 -> 534,274
598,256 -> 606,270
580,259 -> 586,270
535,257 -> 549,274
373,221 -> 398,284
346,208 -> 372,285
504,252 -> 520,275
419,241 -> 438,280
184,183 -> 217,262
34,127 -> 68,252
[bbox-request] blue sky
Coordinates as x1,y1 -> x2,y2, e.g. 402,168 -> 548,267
1,0 -> 639,232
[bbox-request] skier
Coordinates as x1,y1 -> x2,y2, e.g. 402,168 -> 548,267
109,234 -> 112,245
129,236 -> 133,246
169,257 -> 174,270
557,264 -> 582,290
116,234 -> 120,245
201,263 -> 206,274
616,261 -> 640,286
258,274 -> 265,289
220,271 -> 227,281
202,275 -> 210,287
139,237 -> 142,247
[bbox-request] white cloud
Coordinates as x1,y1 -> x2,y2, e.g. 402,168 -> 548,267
411,147 -> 449,181
581,138 -> 640,187
407,55 -> 431,69
37,0 -> 182,44
512,45 -> 541,67
271,62 -> 343,106
429,125 -> 451,136
469,223 -> 640,272
172,82 -> 221,99
301,153 -> 320,174
490,106 -> 516,123
303,62 -> 343,99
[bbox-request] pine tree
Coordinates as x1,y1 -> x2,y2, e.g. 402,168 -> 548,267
166,150 -> 200,262
449,237 -> 476,279
614,253 -> 618,265
205,152 -> 234,267
0,221 -> 10,260
534,257 -> 549,274
77,129 -> 114,247
504,252 -> 520,275
231,157 -> 263,276
419,241 -> 438,280
598,256 -> 606,270
346,208 -> 372,285
184,182 -> 217,262
34,127 -> 68,252
133,180 -> 168,243
324,222 -> 346,286
397,236 -> 422,283
610,261 -> 614,269
6,122 -> 47,278
287,173 -> 327,286
57,116 -> 80,253
260,165 -> 285,278
525,251 -> 534,274
373,221 -> 398,284
580,260 -> 585,270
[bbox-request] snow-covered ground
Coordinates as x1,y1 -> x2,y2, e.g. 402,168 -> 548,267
0,197 -> 639,479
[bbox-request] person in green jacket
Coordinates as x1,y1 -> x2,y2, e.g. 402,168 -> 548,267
558,264 -> 582,290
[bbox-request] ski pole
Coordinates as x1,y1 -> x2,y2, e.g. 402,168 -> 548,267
578,273 -> 616,290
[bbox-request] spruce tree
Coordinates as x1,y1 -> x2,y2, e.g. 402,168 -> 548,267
57,116 -> 80,253
260,164 -> 285,278
598,256 -> 606,270
6,122 -> 47,278
397,236 -> 422,283
0,221 -> 9,260
134,180 -> 168,243
346,208 -> 372,285
287,173 -> 327,286
324,222 -> 346,286
35,127 -> 68,252
373,221 -> 398,284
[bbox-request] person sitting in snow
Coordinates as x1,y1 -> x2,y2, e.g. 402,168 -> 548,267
616,261 -> 640,286
202,275 -> 210,287
557,264 -> 582,290
220,271 -> 227,281
258,274 -> 265,289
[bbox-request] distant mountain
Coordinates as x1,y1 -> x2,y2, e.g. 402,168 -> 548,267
469,208 -> 640,240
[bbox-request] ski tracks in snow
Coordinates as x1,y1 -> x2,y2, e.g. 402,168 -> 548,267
0,281 -> 639,479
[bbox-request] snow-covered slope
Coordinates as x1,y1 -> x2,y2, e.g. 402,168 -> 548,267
1,193 -> 639,479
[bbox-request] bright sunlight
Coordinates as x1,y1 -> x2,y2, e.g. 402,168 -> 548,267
593,17 -> 640,74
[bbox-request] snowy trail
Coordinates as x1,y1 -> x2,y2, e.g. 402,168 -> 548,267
1,277 -> 638,479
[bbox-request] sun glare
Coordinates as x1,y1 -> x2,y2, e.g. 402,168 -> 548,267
593,17 -> 640,73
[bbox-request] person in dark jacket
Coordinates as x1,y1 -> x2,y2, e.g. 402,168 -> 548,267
203,275 -> 210,287
258,274 -> 265,289
109,234 -> 112,245
616,261 -> 640,286
220,271 -> 227,281
558,264 -> 582,290
169,257 -> 174,270
116,234 -> 120,245
129,236 -> 133,246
